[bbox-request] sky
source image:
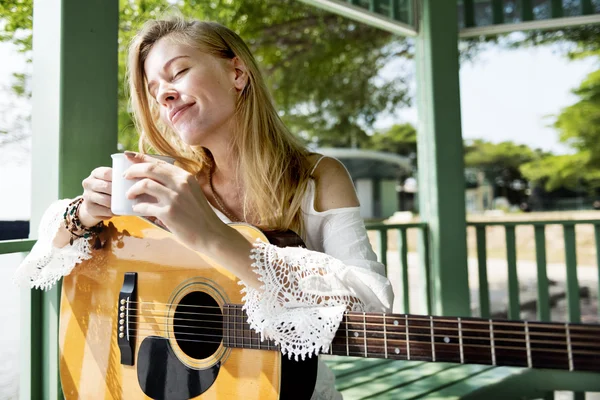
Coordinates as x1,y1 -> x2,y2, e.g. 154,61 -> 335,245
0,38 -> 598,220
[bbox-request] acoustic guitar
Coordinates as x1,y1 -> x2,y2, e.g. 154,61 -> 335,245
59,216 -> 600,400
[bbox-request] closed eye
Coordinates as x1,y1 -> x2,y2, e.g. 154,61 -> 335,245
173,68 -> 189,80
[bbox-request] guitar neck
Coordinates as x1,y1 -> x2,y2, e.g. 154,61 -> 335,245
223,306 -> 600,372
330,312 -> 600,372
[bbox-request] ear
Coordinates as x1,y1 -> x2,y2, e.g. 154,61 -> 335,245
231,57 -> 249,91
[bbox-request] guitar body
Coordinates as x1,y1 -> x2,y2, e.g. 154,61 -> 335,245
58,216 -> 316,400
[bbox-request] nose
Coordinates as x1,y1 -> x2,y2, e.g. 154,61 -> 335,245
157,83 -> 179,106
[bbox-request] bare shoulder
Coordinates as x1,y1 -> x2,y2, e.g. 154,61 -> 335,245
309,154 -> 359,212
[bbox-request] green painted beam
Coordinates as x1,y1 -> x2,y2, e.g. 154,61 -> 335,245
551,0 -> 564,18
416,0 -> 470,317
397,227 -> 410,313
417,227 -> 432,314
563,225 -> 581,323
384,364 -> 493,399
534,226 -> 550,321
0,239 -> 36,254
582,0 -> 594,15
521,0 -> 534,22
505,226 -> 520,320
377,228 -> 388,272
463,0 -> 476,28
468,219 -> 600,226
491,0 -> 505,24
25,0 -> 119,398
475,226 -> 490,318
595,224 -> 600,321
296,0 -> 418,37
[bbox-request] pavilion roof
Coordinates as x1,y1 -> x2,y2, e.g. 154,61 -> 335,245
298,0 -> 600,37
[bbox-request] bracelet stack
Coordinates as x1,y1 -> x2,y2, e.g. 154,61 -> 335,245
63,197 -> 104,246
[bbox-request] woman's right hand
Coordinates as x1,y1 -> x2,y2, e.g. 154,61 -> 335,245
79,167 -> 114,228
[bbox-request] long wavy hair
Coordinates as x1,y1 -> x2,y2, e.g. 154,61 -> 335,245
127,16 -> 312,234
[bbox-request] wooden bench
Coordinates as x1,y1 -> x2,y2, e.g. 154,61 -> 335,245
323,356 -> 600,399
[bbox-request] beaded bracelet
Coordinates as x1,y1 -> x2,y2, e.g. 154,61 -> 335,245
63,197 -> 104,245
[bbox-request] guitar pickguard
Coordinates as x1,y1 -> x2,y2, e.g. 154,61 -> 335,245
137,336 -> 220,400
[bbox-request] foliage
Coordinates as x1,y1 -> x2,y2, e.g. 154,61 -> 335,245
465,139 -> 545,202
0,0 -> 413,150
509,27 -> 600,191
368,122 -> 416,156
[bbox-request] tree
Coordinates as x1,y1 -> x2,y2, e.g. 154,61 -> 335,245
464,139 -> 545,203
368,123 -> 416,156
518,44 -> 600,191
0,0 -> 413,150
519,70 -> 600,191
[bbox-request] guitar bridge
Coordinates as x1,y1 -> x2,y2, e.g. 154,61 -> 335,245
117,272 -> 138,366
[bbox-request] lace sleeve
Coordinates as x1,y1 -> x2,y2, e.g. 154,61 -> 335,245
13,198 -> 94,290
240,209 -> 394,361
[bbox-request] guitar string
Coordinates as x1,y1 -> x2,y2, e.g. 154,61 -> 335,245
124,301 -> 600,331
123,328 -> 600,356
117,332 -> 599,368
128,318 -> 600,348
124,308 -> 600,341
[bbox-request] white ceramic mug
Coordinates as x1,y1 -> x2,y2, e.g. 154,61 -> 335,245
111,153 -> 176,216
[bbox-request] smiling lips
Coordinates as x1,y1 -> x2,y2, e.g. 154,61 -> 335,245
169,103 -> 194,124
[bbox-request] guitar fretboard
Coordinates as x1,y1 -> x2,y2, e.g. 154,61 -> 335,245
223,307 -> 600,372
329,312 -> 600,372
223,304 -> 278,350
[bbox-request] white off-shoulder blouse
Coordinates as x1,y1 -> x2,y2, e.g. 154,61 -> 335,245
14,165 -> 394,400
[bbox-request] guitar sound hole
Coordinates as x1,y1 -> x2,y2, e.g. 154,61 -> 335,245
174,291 -> 222,359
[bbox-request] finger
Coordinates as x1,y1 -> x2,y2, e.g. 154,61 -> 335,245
83,201 -> 114,218
126,178 -> 171,201
131,202 -> 164,219
124,151 -> 169,165
84,191 -> 112,208
124,162 -> 179,189
91,167 -> 113,181
84,177 -> 112,195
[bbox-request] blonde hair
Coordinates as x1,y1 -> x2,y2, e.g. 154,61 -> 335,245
127,16 -> 312,234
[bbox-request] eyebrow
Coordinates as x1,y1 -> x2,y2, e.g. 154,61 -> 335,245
146,55 -> 190,95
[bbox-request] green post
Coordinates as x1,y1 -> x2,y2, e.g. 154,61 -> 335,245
505,225 -> 520,320
24,0 -> 118,398
475,226 -> 490,318
416,0 -> 470,317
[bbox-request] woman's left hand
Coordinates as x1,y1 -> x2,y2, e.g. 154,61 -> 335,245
123,151 -> 226,252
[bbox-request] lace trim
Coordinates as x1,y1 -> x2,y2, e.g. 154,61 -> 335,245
13,198 -> 94,290
240,240 -> 365,361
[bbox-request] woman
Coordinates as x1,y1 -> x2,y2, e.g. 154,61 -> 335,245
15,16 -> 394,400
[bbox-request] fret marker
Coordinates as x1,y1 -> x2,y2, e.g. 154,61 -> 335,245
395,348 -> 400,355
444,337 -> 450,344
394,320 -> 399,326
524,321 -> 532,368
354,332 -> 359,338
458,318 -> 464,364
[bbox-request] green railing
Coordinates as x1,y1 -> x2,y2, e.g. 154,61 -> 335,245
0,239 -> 36,255
367,218 -> 600,324
467,219 -> 600,324
366,222 -> 431,314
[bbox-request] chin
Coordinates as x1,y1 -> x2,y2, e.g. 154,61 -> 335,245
175,128 -> 207,147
